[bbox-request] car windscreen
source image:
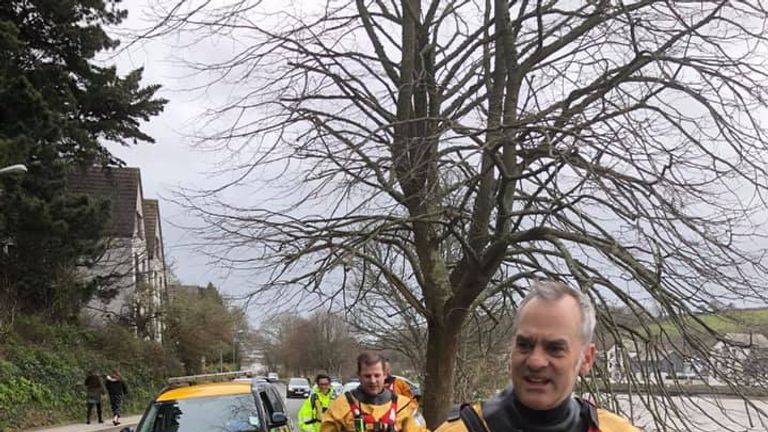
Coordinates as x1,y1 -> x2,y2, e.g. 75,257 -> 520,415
289,378 -> 308,386
137,394 -> 262,432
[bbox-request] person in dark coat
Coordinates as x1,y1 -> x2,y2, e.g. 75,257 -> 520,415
105,369 -> 128,426
84,370 -> 104,424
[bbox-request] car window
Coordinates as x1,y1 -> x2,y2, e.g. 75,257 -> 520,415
137,394 -> 261,432
288,378 -> 308,386
267,387 -> 286,412
259,390 -> 274,416
259,388 -> 284,419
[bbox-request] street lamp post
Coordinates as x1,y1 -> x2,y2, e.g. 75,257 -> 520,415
233,329 -> 245,371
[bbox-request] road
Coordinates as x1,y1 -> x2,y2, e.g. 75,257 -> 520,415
275,382 -> 306,423
615,394 -> 768,431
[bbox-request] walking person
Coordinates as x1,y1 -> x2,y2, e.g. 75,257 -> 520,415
84,370 -> 104,424
435,281 -> 640,432
383,360 -> 419,408
383,360 -> 424,427
105,369 -> 128,426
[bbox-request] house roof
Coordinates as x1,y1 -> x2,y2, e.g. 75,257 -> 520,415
607,337 -> 656,355
66,166 -> 143,238
143,199 -> 160,259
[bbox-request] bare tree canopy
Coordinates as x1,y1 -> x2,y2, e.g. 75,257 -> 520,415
139,1 -> 768,429
255,311 -> 361,377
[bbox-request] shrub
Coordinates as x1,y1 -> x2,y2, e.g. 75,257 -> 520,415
0,316 -> 183,431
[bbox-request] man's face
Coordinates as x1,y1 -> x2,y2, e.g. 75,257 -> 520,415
358,362 -> 386,396
510,295 -> 596,410
317,378 -> 331,394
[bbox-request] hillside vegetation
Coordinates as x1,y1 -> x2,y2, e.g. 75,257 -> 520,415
649,308 -> 768,339
0,316 -> 182,431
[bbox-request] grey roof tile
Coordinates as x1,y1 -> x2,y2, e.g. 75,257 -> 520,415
66,166 -> 143,238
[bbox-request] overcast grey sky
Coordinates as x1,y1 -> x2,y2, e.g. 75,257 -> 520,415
100,0 -> 768,317
103,0 -> 247,296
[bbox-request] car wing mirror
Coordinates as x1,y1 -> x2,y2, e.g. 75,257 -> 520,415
270,412 -> 288,427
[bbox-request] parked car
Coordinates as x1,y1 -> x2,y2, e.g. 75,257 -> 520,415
286,377 -> 311,398
267,372 -> 279,382
667,371 -> 697,380
330,380 -> 343,395
341,381 -> 359,394
121,372 -> 294,432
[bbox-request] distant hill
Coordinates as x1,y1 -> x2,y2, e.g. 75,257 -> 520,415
651,307 -> 768,336
595,306 -> 768,350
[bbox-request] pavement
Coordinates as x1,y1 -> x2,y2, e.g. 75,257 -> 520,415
23,416 -> 142,432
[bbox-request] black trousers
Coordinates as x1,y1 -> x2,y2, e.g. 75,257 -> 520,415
87,400 -> 103,422
109,393 -> 123,416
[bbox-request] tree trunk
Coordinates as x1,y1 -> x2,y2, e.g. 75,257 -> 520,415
422,314 -> 465,428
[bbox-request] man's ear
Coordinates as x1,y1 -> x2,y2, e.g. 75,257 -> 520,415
579,343 -> 597,375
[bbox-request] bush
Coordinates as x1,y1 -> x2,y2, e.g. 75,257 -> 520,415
0,315 -> 183,431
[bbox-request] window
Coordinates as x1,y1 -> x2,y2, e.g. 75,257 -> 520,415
259,391 -> 274,417
259,388 -> 285,424
137,394 -> 261,432
267,387 -> 286,413
137,211 -> 144,239
134,253 -> 141,283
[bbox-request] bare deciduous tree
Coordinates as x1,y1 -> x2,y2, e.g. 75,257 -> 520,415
139,1 -> 768,428
255,312 -> 360,377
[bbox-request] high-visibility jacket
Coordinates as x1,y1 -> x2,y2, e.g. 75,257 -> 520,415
320,388 -> 423,432
434,397 -> 639,432
299,389 -> 336,432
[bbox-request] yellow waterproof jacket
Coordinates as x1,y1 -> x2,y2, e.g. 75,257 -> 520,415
434,399 -> 639,432
320,388 -> 423,432
299,389 -> 336,432
386,376 -> 418,411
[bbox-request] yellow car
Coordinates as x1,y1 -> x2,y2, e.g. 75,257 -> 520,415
124,372 -> 295,432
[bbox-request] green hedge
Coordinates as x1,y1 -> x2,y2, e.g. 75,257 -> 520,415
0,315 -> 183,431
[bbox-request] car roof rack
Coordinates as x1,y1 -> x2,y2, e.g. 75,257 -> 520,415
167,370 -> 266,387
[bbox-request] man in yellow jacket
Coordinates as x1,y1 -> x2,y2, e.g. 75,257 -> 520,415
383,360 -> 424,427
435,281 -> 640,432
299,374 -> 336,432
321,352 -> 422,432
383,360 -> 418,410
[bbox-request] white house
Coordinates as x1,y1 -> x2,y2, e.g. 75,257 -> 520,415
710,332 -> 768,385
605,337 -> 703,382
67,166 -> 167,342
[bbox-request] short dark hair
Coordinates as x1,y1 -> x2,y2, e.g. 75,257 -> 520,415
315,374 -> 331,384
356,351 -> 385,373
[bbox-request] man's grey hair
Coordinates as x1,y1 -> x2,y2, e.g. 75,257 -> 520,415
512,280 -> 596,343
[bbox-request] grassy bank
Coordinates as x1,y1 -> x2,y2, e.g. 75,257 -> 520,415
0,315 -> 183,431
